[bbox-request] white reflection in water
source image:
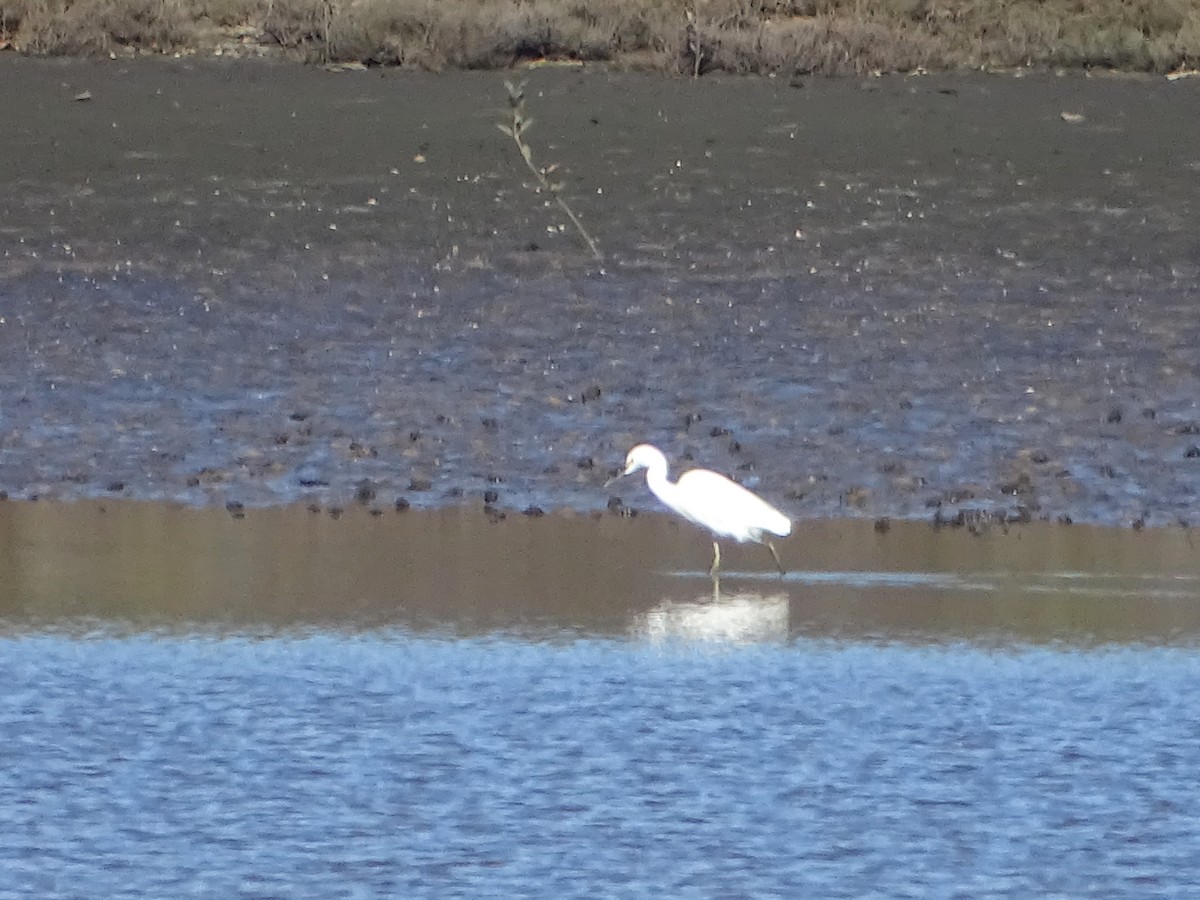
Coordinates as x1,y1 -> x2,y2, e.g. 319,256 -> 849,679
637,590 -> 789,644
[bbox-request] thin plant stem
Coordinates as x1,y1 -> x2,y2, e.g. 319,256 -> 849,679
497,80 -> 602,262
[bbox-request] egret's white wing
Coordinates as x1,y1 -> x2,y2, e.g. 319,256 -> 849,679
673,469 -> 791,541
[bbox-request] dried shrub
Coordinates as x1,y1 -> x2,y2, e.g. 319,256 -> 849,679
261,0 -> 330,55
10,0 -> 196,53
2,0 -> 1199,73
200,0 -> 256,27
706,14 -> 938,74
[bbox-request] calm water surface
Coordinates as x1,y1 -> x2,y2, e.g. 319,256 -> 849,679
4,635 -> 1200,898
2,503 -> 1200,897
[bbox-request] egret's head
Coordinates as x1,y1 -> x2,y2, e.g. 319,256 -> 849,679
605,443 -> 663,487
623,443 -> 661,475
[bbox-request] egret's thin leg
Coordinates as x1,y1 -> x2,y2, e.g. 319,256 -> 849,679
766,541 -> 785,576
709,541 -> 721,576
711,574 -> 721,601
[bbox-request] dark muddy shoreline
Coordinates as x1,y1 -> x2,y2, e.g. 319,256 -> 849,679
1,57 -> 1198,526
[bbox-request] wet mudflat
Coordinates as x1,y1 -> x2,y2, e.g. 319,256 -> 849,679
4,504 -> 1200,896
2,58 -> 1199,523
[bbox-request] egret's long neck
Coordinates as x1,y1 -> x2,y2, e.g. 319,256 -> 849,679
642,458 -> 679,508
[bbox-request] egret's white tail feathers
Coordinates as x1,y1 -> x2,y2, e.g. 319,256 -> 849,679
760,509 -> 792,539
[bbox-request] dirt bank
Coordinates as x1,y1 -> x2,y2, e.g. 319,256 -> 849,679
1,57 -> 1198,525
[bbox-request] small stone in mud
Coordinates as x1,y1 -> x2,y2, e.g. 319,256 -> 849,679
483,488 -> 499,504
394,498 -> 410,512
348,442 -> 377,459
369,508 -> 383,517
307,503 -> 321,513
290,412 -> 310,422
1186,446 -> 1200,459
484,505 -> 506,523
683,412 -> 702,431
225,501 -> 245,519
299,477 -> 329,487
409,478 -> 432,491
607,496 -> 636,517
1142,407 -> 1157,419
1007,505 -> 1034,524
942,487 -> 977,503
446,487 -> 462,498
523,506 -> 545,517
576,456 -> 594,469
354,481 -> 377,503
1099,464 -> 1117,478
842,487 -> 870,509
998,473 -> 1034,495
1058,514 -> 1074,524
581,384 -> 602,403
710,426 -> 731,437
729,440 -> 741,453
948,507 -> 1003,536
874,517 -> 891,533
481,417 -> 499,432
106,481 -> 125,492
328,507 -> 343,519
273,433 -> 289,445
1106,407 -> 1123,424
1030,450 -> 1050,464
487,473 -> 503,483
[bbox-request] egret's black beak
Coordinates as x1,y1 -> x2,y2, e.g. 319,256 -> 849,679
604,468 -> 629,489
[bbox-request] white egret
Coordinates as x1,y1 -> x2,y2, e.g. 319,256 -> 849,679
607,443 -> 791,576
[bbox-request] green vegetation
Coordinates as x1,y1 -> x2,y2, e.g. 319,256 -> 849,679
1,0 -> 1198,74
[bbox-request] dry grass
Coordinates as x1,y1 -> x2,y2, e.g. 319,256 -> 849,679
2,0 -> 1198,74
5,0 -> 197,54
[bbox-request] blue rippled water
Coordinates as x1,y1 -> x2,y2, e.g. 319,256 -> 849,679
2,633 -> 1199,898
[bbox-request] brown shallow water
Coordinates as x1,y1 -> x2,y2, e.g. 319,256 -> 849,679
1,58 -> 1199,525
3,500 -> 1200,645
